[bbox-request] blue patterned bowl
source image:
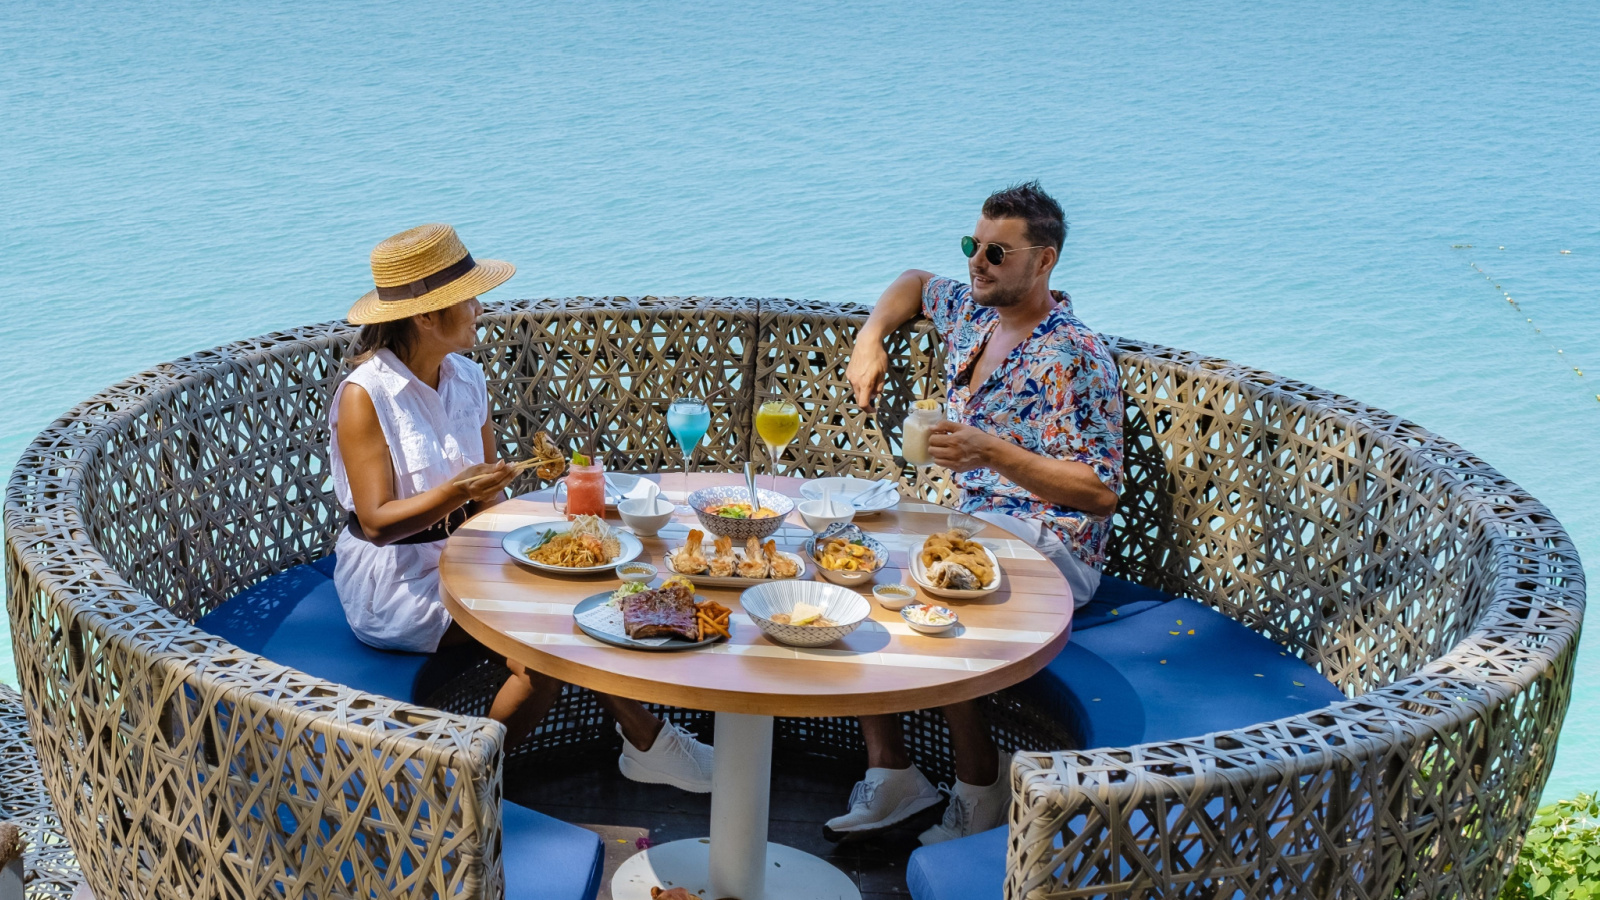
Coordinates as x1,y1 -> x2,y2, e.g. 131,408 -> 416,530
687,485 -> 795,541
740,581 -> 871,647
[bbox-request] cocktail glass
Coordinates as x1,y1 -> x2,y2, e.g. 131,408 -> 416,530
754,396 -> 800,492
667,397 -> 712,513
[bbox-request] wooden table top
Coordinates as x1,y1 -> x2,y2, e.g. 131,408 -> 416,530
439,474 -> 1074,717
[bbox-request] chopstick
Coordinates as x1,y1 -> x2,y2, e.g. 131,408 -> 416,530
458,455 -> 563,488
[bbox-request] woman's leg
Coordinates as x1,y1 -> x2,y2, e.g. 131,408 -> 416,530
492,657 -> 563,745
594,693 -> 665,750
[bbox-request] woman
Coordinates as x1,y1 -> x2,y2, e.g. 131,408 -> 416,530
332,223 -> 712,792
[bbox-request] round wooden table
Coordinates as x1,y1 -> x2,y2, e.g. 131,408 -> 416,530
440,474 -> 1074,900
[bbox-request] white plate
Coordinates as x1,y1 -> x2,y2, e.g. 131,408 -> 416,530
663,540 -> 808,587
800,477 -> 899,515
503,522 -> 644,574
908,536 -> 1003,599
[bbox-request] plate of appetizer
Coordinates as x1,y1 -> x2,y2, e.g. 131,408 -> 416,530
803,522 -> 888,587
572,577 -> 733,651
503,514 -> 644,574
799,477 -> 899,516
664,528 -> 807,587
909,529 -> 1002,599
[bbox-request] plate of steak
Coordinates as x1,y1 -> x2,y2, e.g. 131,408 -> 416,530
571,583 -> 729,651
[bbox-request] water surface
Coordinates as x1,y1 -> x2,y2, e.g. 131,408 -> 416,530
1,0 -> 1595,799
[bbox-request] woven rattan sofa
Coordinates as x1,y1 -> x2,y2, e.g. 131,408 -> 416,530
3,296 -> 1583,899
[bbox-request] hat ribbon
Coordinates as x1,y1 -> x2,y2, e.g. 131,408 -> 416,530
375,254 -> 476,302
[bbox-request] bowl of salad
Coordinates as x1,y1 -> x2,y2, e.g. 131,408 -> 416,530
687,485 -> 794,541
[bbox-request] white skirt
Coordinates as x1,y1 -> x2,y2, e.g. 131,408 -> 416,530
332,527 -> 454,653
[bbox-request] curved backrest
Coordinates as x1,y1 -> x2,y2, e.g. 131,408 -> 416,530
5,297 -> 1582,899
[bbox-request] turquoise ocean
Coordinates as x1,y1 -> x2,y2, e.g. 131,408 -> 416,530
2,2 -> 1595,799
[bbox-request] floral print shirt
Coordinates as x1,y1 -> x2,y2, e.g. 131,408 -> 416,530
922,276 -> 1123,570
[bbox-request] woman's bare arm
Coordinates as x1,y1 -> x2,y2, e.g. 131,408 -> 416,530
337,384 -> 513,545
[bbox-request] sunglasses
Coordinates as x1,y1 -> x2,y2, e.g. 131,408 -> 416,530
961,235 -> 1049,266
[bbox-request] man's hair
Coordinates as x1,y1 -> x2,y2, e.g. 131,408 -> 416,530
982,180 -> 1067,251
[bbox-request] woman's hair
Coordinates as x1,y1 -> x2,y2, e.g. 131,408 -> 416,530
348,318 -> 417,367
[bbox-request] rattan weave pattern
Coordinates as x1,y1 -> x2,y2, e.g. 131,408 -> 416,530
0,684 -> 82,899
3,296 -> 1582,899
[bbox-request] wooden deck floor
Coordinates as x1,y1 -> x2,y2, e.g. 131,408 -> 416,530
506,747 -> 944,900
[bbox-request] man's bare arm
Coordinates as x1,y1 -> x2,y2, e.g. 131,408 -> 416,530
846,269 -> 934,412
926,421 -> 1117,517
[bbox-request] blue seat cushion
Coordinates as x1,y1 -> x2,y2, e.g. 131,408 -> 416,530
197,561 -> 432,703
907,824 -> 1006,900
1020,594 -> 1344,749
1071,573 -> 1174,630
908,797 -> 1229,900
503,800 -> 604,900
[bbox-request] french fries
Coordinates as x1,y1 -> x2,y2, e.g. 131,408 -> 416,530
695,599 -> 732,641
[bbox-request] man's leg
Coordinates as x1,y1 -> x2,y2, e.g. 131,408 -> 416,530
942,700 -> 1000,786
861,714 -> 912,769
918,699 -> 1011,845
823,714 -> 940,841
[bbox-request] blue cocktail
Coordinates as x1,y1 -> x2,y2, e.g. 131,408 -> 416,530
667,398 -> 711,512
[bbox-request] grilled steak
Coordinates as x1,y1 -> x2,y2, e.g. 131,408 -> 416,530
622,583 -> 699,640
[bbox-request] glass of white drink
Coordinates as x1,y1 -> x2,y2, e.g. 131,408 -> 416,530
902,399 -> 944,468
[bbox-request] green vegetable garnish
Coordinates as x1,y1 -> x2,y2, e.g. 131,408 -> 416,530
719,508 -> 751,519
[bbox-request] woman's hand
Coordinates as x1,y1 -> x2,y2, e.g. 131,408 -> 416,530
452,461 -> 517,503
927,421 -> 997,473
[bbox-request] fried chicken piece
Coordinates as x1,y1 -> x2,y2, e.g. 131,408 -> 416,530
737,536 -> 771,578
668,528 -> 709,574
709,535 -> 737,577
765,539 -> 800,578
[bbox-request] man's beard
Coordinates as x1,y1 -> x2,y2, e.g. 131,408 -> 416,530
972,279 -> 1027,308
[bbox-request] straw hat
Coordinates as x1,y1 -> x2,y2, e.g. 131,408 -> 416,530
347,224 -> 515,324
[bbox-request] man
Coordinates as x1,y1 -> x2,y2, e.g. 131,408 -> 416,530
828,181 -> 1123,844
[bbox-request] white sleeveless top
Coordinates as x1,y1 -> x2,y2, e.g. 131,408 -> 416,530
329,349 -> 488,652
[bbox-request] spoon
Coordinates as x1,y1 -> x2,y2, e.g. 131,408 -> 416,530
744,461 -> 760,512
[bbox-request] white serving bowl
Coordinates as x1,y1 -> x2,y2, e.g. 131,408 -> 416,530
901,603 -> 958,635
740,582 -> 872,647
797,498 -> 855,534
615,561 -> 658,583
872,583 -> 919,611
618,496 -> 675,537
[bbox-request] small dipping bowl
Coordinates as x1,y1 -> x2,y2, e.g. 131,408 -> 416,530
797,497 -> 855,534
615,561 -> 658,584
901,603 -> 958,635
873,583 -> 919,611
618,496 -> 674,537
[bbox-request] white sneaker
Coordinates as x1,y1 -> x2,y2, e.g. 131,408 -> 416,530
823,766 -> 941,841
917,764 -> 1011,845
616,721 -> 714,793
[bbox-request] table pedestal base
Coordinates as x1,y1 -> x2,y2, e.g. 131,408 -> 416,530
611,839 -> 861,900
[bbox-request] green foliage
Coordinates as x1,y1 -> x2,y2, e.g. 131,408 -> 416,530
1502,793 -> 1600,900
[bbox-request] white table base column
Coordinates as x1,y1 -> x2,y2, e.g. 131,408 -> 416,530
610,711 -> 859,900
709,711 -> 772,897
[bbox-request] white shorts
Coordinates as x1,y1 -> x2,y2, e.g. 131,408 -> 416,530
970,512 -> 1101,609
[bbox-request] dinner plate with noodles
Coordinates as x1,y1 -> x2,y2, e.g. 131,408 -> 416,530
503,514 -> 644,574
909,529 -> 1002,599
